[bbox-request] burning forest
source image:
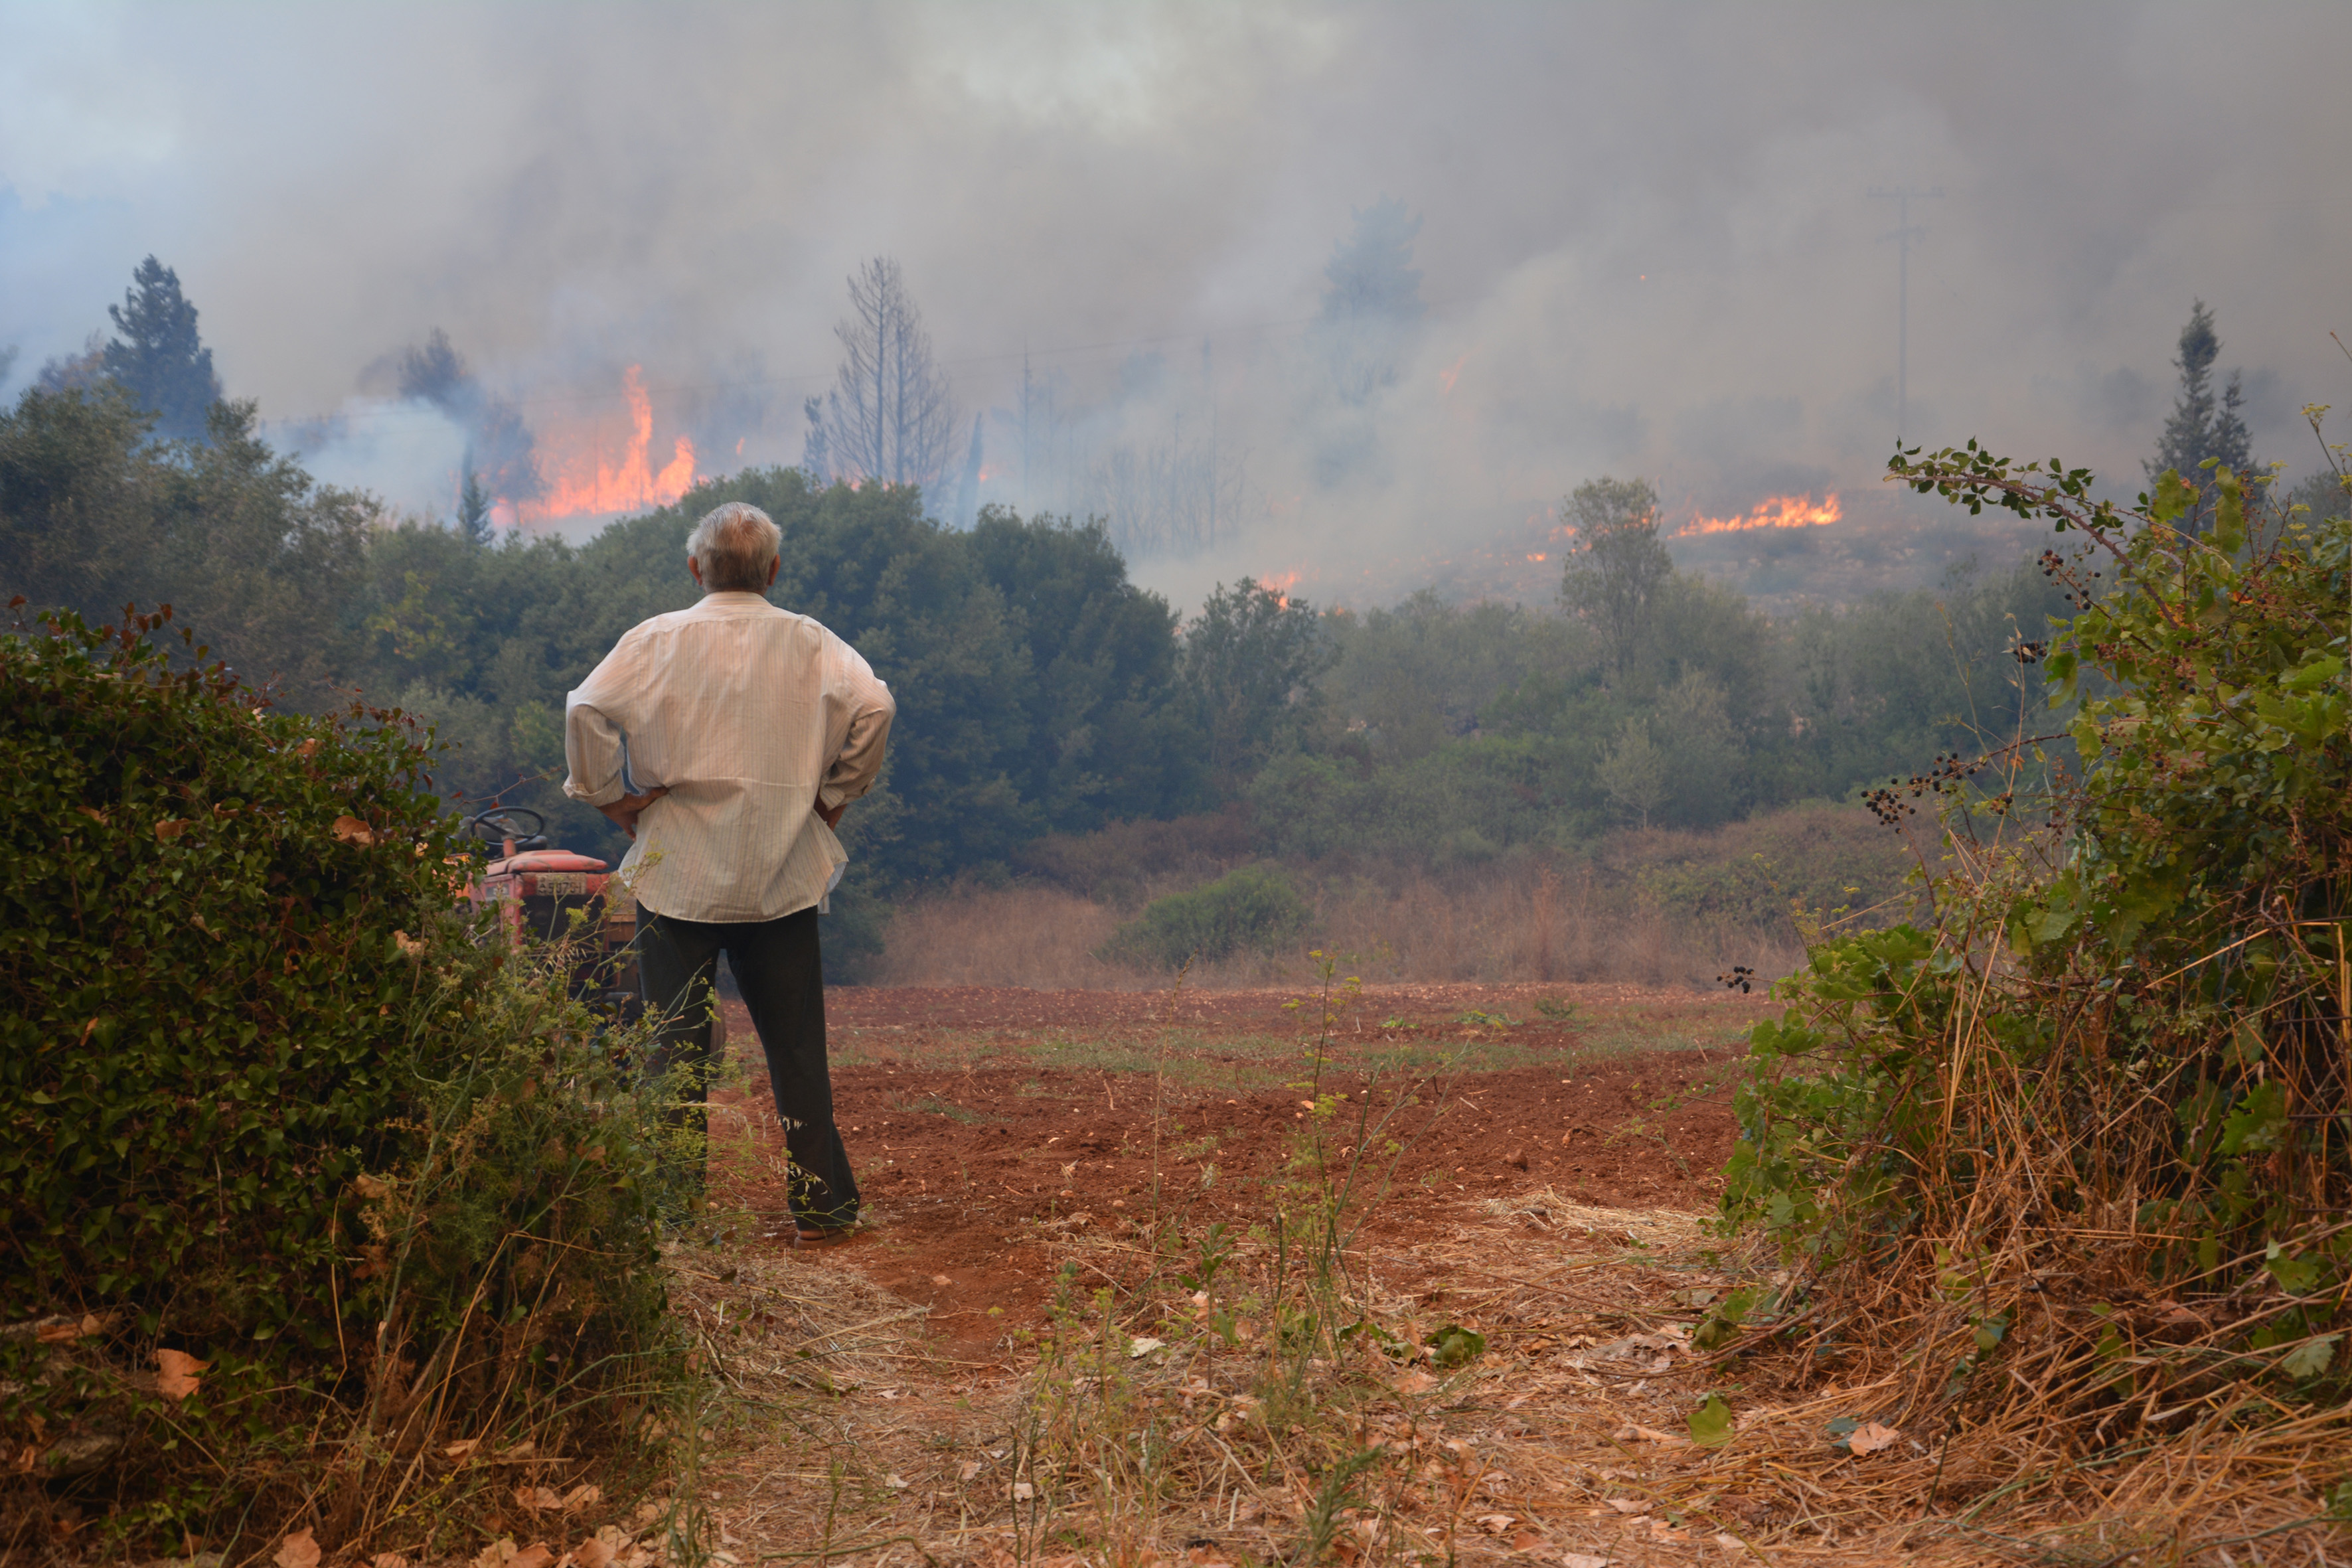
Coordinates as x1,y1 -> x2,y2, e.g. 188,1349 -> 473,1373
5,7 -> 2352,1567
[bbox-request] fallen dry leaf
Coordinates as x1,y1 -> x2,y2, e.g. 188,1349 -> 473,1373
36,1312 -> 105,1344
332,815 -> 378,847
561,1484 -> 602,1512
275,1529 -> 321,1568
77,806 -> 110,826
154,819 -> 188,840
1612,1422 -> 1688,1447
510,1544 -> 555,1568
1847,1419 -> 1903,1455
1713,1534 -> 1749,1553
445,1438 -> 481,1459
884,1474 -> 911,1490
155,1348 -> 208,1401
372,1554 -> 411,1568
571,1537 -> 615,1568
959,1460 -> 983,1482
1127,1336 -> 1167,1358
298,738 -> 323,759
354,1172 -> 393,1201
1392,1368 -> 1439,1395
1474,1514 -> 1517,1535
1603,1498 -> 1648,1516
1561,1557 -> 1609,1568
516,1486 -> 566,1512
1645,1518 -> 1691,1542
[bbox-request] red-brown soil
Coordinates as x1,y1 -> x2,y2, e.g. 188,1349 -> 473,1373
706,982 -> 1772,1358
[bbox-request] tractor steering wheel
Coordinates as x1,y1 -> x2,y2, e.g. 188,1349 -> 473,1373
463,807 -> 547,851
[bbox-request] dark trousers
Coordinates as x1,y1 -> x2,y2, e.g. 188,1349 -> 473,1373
635,905 -> 858,1228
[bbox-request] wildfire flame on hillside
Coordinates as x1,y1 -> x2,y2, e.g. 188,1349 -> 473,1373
1259,570 -> 1302,607
516,366 -> 696,526
1672,491 -> 1841,539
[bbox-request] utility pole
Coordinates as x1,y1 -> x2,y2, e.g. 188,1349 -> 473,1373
1868,185 -> 1940,445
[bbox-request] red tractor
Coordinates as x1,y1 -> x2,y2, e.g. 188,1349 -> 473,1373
460,807 -> 643,1023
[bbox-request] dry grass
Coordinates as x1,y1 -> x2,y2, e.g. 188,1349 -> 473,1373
869,886 -> 1131,989
868,868 -> 1808,992
678,1191 -> 2352,1568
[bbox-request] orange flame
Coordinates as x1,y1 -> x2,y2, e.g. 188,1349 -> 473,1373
1259,570 -> 1302,607
1673,491 -> 1841,539
520,366 -> 696,524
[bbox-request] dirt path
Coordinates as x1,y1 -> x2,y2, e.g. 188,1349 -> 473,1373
707,981 -> 1764,1358
669,981 -> 1944,1568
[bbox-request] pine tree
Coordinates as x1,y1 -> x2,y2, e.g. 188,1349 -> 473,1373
2147,299 -> 2254,499
457,467 -> 494,544
101,257 -> 222,441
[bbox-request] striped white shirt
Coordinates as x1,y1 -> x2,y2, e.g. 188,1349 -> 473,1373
562,591 -> 896,923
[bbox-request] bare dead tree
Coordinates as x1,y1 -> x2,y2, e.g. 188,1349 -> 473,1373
817,258 -> 958,489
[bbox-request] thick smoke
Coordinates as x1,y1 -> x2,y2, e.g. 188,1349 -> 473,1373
1,3 -> 2345,609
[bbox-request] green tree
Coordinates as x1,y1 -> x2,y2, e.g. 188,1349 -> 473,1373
1321,590 -> 1592,763
457,466 -> 493,543
967,507 -> 1207,827
1596,718 -> 1668,828
2146,299 -> 2253,514
1559,477 -> 1671,680
0,388 -> 372,697
1183,580 -> 1337,793
100,256 -> 222,442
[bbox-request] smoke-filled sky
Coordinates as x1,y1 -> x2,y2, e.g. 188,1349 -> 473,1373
3,2 -> 2347,611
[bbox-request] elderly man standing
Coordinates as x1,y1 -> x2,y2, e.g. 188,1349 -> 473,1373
564,501 -> 894,1241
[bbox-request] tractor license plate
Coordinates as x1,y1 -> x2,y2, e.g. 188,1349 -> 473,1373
526,872 -> 591,896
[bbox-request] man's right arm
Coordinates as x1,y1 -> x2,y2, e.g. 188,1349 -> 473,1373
564,631 -> 647,810
566,638 -> 671,838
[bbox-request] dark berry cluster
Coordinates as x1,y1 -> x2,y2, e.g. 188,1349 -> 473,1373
2038,547 -> 2102,609
1864,751 -> 1981,827
1717,965 -> 1757,994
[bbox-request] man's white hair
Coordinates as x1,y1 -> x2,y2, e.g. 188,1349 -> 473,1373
686,501 -> 782,592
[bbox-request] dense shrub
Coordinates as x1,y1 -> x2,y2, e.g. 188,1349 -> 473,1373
1103,864 -> 1312,969
1719,447 -> 2352,1476
0,604 -> 678,1555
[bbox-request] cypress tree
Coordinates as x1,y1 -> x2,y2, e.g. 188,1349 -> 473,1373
2147,299 -> 2253,500
101,256 -> 223,442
